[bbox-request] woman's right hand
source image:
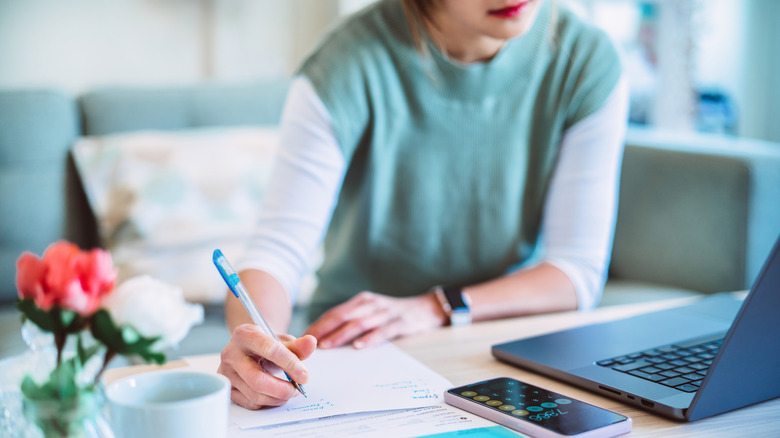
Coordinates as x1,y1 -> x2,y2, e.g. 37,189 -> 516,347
218,324 -> 317,410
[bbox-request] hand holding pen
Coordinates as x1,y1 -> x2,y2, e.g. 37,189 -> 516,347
213,249 -> 316,408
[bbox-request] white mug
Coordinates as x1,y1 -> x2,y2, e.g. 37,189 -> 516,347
105,369 -> 230,438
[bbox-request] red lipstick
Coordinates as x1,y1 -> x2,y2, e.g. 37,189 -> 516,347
488,1 -> 529,19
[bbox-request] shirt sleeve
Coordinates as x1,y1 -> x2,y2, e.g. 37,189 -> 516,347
539,76 -> 630,310
236,76 -> 346,305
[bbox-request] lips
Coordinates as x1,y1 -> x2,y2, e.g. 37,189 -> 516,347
488,1 -> 529,18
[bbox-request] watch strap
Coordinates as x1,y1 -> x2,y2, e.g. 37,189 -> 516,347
433,285 -> 472,326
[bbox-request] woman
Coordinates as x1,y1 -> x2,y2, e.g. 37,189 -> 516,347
219,0 -> 628,409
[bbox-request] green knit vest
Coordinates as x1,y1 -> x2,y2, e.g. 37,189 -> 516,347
300,0 -> 621,320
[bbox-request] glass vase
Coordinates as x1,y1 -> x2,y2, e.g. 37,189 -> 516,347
5,321 -> 115,438
0,321 -> 57,437
22,389 -> 114,438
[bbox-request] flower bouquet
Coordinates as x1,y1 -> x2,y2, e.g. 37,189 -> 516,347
14,241 -> 204,438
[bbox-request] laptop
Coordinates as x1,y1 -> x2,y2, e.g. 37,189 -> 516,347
492,234 -> 780,421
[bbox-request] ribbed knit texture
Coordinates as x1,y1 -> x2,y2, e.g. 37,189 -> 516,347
300,0 -> 621,319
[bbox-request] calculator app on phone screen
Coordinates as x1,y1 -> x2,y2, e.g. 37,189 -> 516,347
445,377 -> 631,437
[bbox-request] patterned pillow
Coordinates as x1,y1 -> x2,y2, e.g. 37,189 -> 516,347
72,128 -> 279,303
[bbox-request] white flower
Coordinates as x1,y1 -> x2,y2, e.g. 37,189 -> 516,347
102,275 -> 204,351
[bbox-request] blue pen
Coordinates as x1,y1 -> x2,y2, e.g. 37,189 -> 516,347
212,249 -> 306,397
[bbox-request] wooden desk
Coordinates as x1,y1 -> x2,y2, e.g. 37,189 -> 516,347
106,297 -> 780,437
393,297 -> 780,437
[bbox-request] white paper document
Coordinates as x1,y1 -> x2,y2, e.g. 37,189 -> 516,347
183,344 -> 497,437
223,342 -> 452,429
227,404 -> 500,438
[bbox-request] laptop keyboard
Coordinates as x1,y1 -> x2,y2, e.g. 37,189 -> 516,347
596,333 -> 725,393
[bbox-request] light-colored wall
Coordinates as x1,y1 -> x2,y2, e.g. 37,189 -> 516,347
209,0 -> 294,81
0,0 -> 342,93
0,0 -> 205,92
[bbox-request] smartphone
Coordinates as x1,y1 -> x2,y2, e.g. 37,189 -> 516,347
445,377 -> 631,438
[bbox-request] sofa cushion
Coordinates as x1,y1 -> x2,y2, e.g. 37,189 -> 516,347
611,128 -> 780,294
72,128 -> 282,303
612,144 -> 749,293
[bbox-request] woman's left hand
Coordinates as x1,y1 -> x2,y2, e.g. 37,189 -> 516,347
303,291 -> 447,349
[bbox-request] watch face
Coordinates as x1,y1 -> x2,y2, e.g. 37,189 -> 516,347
450,309 -> 472,326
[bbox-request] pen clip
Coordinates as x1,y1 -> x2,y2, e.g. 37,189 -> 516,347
213,249 -> 240,297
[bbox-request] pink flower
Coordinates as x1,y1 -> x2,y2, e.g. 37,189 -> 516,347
16,241 -> 117,316
16,252 -> 47,304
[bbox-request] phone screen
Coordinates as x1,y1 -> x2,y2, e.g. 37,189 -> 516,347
447,377 -> 627,436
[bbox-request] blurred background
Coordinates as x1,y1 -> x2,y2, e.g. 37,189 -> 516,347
1,0 -> 779,362
0,0 -> 778,143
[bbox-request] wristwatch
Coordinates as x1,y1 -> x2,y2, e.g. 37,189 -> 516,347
433,285 -> 472,326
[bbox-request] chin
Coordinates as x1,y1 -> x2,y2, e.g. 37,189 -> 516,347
486,22 -> 535,40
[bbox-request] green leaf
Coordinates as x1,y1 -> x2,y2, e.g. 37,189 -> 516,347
50,359 -> 79,400
15,299 -> 88,335
16,299 -> 57,332
20,358 -> 86,402
121,326 -> 140,344
89,310 -> 126,350
90,309 -> 166,365
20,375 -> 48,400
60,309 -> 76,327
138,350 -> 166,364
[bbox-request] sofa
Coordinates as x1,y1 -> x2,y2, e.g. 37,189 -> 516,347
2,81 -> 779,360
